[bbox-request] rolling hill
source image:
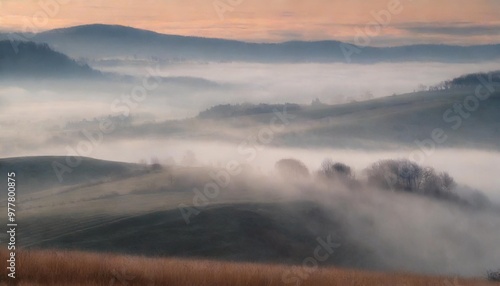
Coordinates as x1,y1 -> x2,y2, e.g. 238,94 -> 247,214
1,156 -> 498,278
0,41 -> 100,78
113,83 -> 500,151
0,156 -> 146,194
2,24 -> 500,62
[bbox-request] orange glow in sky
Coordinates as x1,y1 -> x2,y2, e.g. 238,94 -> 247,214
0,0 -> 499,45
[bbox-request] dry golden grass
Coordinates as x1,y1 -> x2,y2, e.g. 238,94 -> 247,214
1,248 -> 498,286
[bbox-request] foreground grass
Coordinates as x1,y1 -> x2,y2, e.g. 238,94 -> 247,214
1,249 -> 497,286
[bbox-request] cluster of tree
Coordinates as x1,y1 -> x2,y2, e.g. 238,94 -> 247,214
274,158 -> 491,206
418,81 -> 453,92
198,103 -> 301,119
64,115 -> 132,130
365,159 -> 457,200
423,71 -> 500,91
449,71 -> 500,88
318,159 -> 354,181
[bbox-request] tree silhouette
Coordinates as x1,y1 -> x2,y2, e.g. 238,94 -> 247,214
275,158 -> 310,179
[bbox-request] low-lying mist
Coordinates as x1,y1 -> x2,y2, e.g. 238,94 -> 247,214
2,57 -> 499,279
97,60 -> 500,103
3,60 -> 500,128
135,156 -> 500,277
6,136 -> 498,203
191,157 -> 500,277
299,176 -> 500,277
8,153 -> 499,278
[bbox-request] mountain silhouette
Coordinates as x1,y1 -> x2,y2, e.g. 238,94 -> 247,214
0,40 -> 100,78
2,24 -> 500,63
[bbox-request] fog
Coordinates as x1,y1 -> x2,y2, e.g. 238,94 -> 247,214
1,59 -> 499,202
167,156 -> 500,277
308,179 -> 500,277
2,58 -> 500,278
3,60 -> 500,127
3,135 -> 499,204
97,60 -> 500,104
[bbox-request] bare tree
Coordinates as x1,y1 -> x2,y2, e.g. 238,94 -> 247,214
366,159 -> 459,200
439,172 -> 456,192
150,156 -> 162,171
320,159 -> 353,180
366,159 -> 421,191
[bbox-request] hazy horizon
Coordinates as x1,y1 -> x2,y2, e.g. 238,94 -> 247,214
2,0 -> 500,45
3,23 -> 500,47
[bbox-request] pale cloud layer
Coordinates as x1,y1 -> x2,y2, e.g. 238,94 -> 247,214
0,0 -> 499,45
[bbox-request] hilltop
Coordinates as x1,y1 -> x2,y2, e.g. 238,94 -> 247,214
0,156 -> 145,194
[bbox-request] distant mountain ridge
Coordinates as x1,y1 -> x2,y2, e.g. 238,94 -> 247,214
2,24 -> 500,63
0,40 -> 100,78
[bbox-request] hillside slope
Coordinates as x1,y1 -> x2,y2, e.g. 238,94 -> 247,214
0,156 -> 145,194
119,86 -> 500,150
2,157 -> 498,277
0,41 -> 100,78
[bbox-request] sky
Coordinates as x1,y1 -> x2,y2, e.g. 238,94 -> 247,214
0,0 -> 500,45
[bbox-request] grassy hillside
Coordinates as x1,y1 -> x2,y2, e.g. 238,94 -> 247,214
291,87 -> 500,149
1,249 -> 496,286
19,202 -> 375,269
0,156 -> 146,195
9,163 -> 372,268
1,156 -> 498,278
121,86 -> 500,150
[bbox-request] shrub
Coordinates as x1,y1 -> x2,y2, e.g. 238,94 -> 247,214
487,270 -> 500,282
275,158 -> 310,179
366,159 -> 421,191
319,159 -> 354,181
